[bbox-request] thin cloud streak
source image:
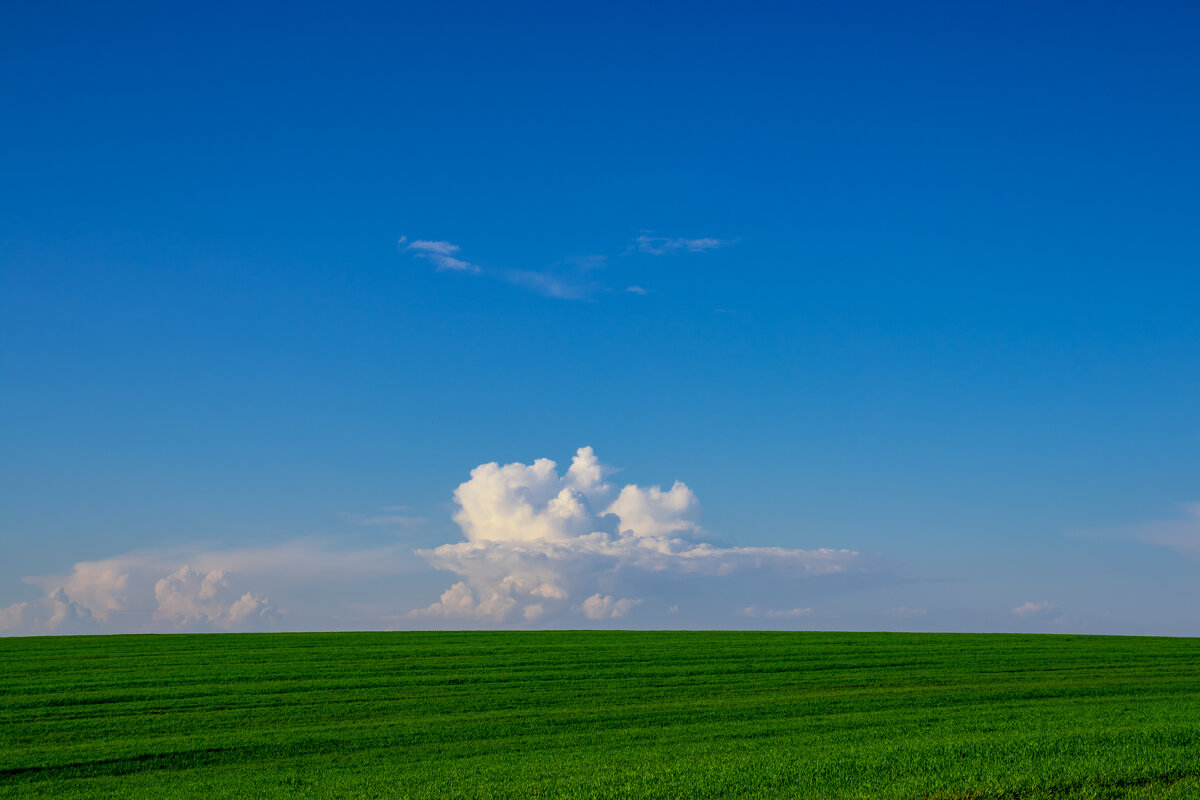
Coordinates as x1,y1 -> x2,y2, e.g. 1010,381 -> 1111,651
631,235 -> 735,255
398,236 -> 481,273
1135,503 -> 1200,553
399,232 -> 735,298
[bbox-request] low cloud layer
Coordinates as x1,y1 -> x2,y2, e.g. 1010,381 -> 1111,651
1,540 -> 415,635
4,553 -> 279,634
154,566 -> 272,627
409,447 -> 860,624
1,448 -> 864,635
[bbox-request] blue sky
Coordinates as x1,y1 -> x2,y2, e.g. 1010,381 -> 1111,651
2,1 -> 1198,635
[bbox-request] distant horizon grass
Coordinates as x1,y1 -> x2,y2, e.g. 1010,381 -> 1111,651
2,631 -> 1199,798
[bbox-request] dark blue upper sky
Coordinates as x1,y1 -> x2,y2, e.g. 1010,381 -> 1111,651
2,1 -> 1197,633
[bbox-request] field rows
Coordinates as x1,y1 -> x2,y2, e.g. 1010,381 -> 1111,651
2,631 -> 1198,798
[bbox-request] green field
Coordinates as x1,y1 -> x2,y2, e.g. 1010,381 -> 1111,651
2,631 -> 1199,798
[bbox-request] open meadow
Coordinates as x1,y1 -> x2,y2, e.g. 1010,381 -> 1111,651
2,631 -> 1199,798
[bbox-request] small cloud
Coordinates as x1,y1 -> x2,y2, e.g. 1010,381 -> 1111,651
404,239 -> 460,255
406,581 -> 516,622
581,593 -> 641,620
400,237 -> 481,273
1012,600 -> 1057,619
430,255 -> 477,272
631,235 -> 735,256
400,234 -> 610,298
625,285 -> 648,295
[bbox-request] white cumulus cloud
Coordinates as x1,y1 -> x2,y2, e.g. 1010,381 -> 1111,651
0,602 -> 29,632
2,536 -> 422,635
581,594 -> 641,619
154,566 -> 274,628
411,447 -> 861,624
606,481 -> 699,538
1012,600 -> 1057,619
46,588 -> 92,631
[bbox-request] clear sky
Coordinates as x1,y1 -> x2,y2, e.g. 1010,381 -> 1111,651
2,1 -> 1198,635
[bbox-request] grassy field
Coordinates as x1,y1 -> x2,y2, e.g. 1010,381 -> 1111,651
2,631 -> 1199,798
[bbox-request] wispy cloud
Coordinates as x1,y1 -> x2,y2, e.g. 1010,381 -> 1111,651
399,235 -> 607,298
399,231 -> 736,299
341,507 -> 426,530
398,236 -> 480,273
1134,503 -> 1200,554
631,235 -> 735,255
501,255 -> 606,300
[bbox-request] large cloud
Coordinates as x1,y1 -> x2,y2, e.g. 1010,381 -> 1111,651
411,447 -> 860,623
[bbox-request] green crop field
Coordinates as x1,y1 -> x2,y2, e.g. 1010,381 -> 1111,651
2,631 -> 1199,799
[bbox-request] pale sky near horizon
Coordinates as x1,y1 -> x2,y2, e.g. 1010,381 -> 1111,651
2,1 -> 1198,636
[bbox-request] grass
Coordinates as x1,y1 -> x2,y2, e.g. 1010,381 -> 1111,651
2,631 -> 1199,798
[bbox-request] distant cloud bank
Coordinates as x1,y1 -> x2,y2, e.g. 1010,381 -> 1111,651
1,447 -> 864,635
0,541 -> 414,635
